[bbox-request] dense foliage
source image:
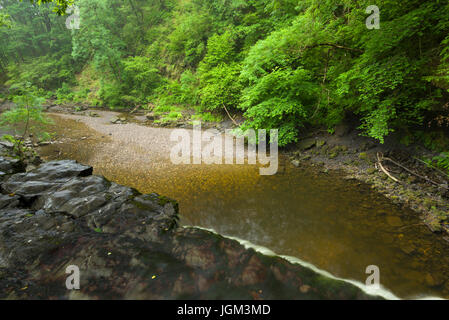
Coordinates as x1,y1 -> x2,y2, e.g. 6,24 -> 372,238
1,0 -> 449,147
0,83 -> 51,159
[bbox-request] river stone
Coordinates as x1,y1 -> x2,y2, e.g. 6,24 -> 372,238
0,159 -> 382,300
291,160 -> 300,167
145,112 -> 156,121
334,124 -> 351,137
300,285 -> 311,293
399,242 -> 415,254
298,138 -> 316,151
110,116 -> 121,124
425,273 -> 445,287
0,141 -> 14,149
386,216 -> 403,227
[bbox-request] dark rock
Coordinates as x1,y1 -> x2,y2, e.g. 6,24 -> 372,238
298,138 -> 316,151
0,157 -> 25,175
316,140 -> 326,148
31,156 -> 43,166
441,188 -> 449,199
334,124 -> 351,137
145,112 -> 156,121
0,141 -> 14,149
424,273 -> 445,287
359,141 -> 376,152
399,242 -> 415,254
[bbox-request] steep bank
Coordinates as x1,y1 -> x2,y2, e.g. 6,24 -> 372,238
0,152 -> 380,299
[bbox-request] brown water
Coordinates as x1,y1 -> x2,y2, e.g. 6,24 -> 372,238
39,112 -> 449,299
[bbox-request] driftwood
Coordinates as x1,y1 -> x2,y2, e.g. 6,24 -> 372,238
222,103 -> 239,127
376,153 -> 400,183
130,105 -> 142,114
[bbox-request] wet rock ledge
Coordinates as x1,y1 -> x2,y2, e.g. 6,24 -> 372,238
0,158 -> 379,299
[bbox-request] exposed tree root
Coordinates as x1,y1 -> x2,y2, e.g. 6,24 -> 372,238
222,103 -> 239,127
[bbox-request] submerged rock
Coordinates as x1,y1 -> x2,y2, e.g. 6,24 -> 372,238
291,160 -> 300,167
386,216 -> 403,227
0,158 -> 381,300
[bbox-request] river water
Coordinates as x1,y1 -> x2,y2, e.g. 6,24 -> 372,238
38,111 -> 449,299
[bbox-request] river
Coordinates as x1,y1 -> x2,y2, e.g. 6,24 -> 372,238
37,111 -> 449,299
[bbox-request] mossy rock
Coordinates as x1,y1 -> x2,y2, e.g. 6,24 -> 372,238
329,152 -> 339,159
358,152 -> 368,160
298,138 -> 316,151
316,140 -> 326,148
424,214 -> 443,233
301,155 -> 311,161
407,176 -> 417,184
423,199 -> 434,209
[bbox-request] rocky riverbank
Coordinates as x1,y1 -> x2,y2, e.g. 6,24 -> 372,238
286,125 -> 449,237
0,146 -> 380,299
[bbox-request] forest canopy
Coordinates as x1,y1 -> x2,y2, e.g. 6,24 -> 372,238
0,0 -> 448,147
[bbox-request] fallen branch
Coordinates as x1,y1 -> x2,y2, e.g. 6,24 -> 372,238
377,152 -> 400,183
222,103 -> 239,127
130,105 -> 141,114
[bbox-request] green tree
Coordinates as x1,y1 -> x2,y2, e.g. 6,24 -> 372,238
0,84 -> 50,160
